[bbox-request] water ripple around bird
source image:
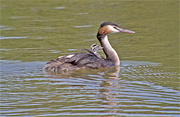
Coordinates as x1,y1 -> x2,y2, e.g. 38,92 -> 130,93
0,60 -> 179,116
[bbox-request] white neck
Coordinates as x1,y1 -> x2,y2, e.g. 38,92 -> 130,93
100,35 -> 120,66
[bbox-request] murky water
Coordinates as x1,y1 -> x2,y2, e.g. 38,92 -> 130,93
1,0 -> 179,117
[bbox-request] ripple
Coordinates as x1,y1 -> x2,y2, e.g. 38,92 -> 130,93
10,16 -> 22,19
74,25 -> 93,28
0,36 -> 27,40
0,26 -> 6,28
49,50 -> 61,53
55,6 -> 66,10
0,25 -> 13,31
0,60 -> 179,116
67,49 -> 77,51
0,49 -> 13,51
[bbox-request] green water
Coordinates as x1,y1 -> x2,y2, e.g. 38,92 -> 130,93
0,0 -> 179,116
1,0 -> 179,66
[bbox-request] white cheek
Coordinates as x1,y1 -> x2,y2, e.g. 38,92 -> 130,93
108,25 -> 119,33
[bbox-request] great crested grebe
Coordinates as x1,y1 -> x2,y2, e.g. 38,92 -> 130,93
43,22 -> 135,73
81,44 -> 103,59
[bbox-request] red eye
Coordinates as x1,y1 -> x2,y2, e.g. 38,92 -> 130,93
114,27 -> 118,29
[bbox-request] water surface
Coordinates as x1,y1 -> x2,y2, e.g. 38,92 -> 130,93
0,0 -> 179,116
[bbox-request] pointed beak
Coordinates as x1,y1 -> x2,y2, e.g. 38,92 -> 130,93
116,27 -> 135,33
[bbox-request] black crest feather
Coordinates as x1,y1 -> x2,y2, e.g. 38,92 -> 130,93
100,22 -> 120,28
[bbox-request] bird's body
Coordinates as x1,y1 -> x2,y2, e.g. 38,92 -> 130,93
43,22 -> 135,73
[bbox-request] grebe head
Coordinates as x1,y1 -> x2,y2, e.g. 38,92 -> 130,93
90,44 -> 103,52
98,22 -> 135,35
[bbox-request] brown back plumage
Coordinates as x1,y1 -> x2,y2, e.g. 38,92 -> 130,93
43,52 -> 113,73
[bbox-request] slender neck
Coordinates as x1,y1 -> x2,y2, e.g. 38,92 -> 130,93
97,34 -> 120,66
